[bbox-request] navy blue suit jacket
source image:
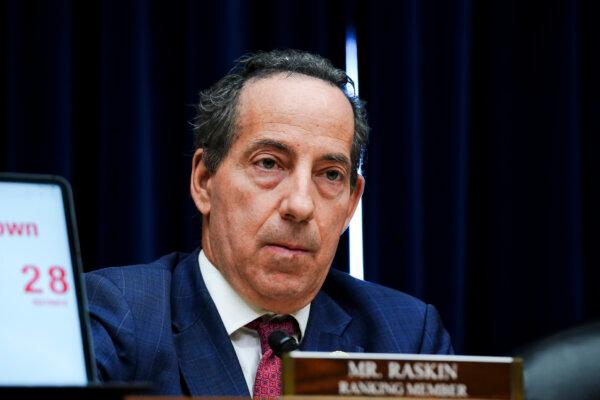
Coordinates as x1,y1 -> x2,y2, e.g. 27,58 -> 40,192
85,250 -> 453,395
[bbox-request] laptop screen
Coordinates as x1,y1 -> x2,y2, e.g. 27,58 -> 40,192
0,174 -> 94,386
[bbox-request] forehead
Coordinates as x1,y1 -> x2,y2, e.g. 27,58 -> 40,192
235,73 -> 355,147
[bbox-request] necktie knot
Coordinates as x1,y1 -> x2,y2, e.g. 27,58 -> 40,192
246,315 -> 298,355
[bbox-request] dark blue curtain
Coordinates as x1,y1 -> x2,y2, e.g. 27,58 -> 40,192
1,0 -> 598,356
358,0 -> 600,354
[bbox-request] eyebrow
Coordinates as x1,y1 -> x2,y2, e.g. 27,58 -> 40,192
244,138 -> 293,158
320,153 -> 351,171
245,138 -> 351,170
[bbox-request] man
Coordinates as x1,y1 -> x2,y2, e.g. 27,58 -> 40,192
85,49 -> 453,396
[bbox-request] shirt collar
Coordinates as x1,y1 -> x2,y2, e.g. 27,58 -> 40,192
198,250 -> 310,339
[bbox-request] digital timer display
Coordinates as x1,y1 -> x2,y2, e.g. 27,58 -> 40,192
0,181 -> 88,386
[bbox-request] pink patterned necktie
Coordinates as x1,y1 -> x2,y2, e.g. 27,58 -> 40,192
246,316 -> 298,399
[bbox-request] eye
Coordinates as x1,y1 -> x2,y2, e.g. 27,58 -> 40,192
325,170 -> 341,181
257,158 -> 277,170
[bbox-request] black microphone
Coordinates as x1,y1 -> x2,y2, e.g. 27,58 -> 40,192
268,330 -> 299,358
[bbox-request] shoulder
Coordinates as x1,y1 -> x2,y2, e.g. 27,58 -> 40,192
84,251 -> 199,329
84,250 -> 194,323
321,269 -> 453,354
84,250 -> 198,338
323,268 -> 428,313
85,251 -> 194,302
86,252 -> 185,287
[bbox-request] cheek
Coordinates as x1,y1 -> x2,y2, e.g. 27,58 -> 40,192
314,208 -> 349,260
212,179 -> 273,244
320,205 -> 349,239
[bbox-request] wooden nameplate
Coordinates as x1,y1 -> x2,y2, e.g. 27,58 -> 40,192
283,352 -> 523,399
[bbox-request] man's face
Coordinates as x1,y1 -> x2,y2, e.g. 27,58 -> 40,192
191,73 -> 364,314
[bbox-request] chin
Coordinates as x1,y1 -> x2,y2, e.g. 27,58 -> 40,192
253,283 -> 314,312
260,299 -> 306,314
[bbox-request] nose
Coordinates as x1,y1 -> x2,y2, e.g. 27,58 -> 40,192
279,169 -> 315,223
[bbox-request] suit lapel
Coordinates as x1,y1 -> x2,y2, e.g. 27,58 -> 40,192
300,290 -> 364,353
170,251 -> 249,396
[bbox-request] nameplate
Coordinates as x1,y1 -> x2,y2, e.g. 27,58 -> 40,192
282,352 -> 523,399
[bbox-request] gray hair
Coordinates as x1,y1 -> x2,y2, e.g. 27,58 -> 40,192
193,49 -> 369,189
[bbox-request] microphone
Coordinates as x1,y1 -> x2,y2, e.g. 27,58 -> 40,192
268,330 -> 299,357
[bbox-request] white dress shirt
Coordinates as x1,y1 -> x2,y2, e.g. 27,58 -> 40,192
198,250 -> 310,394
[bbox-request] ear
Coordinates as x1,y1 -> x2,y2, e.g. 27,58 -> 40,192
190,148 -> 212,215
343,174 -> 365,229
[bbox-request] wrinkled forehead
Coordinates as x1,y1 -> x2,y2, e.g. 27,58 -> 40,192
236,73 -> 355,138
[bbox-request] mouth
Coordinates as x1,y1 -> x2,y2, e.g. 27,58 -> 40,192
264,243 -> 311,256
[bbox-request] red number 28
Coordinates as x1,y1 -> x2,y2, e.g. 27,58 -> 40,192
22,265 -> 68,294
